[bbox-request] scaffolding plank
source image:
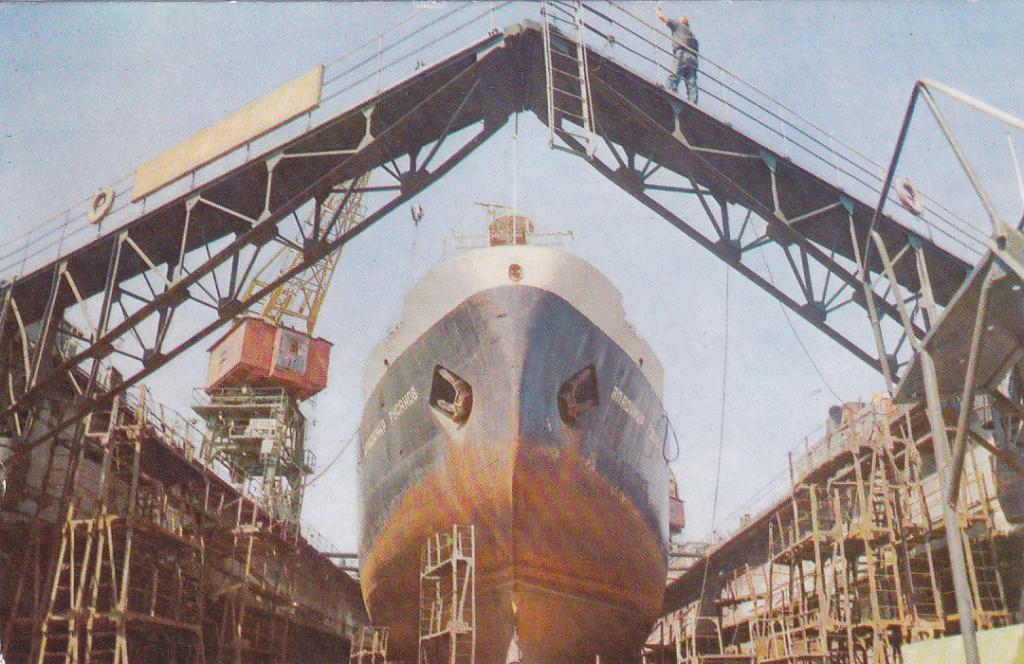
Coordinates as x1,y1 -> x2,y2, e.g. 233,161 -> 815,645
902,623 -> 1024,664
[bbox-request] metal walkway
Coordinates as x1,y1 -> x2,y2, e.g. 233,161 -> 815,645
0,5 -> 980,472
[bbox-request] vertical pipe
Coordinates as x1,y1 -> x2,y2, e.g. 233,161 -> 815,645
919,348 -> 980,664
946,267 -> 994,506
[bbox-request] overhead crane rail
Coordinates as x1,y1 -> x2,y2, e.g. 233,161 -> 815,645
0,5 -> 982,489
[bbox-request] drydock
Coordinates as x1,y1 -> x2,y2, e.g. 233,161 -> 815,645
2,2 -> 1023,663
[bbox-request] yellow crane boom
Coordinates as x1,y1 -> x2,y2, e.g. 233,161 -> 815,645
244,173 -> 371,335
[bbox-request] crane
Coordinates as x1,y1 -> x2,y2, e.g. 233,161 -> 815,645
244,172 -> 371,335
193,174 -> 371,522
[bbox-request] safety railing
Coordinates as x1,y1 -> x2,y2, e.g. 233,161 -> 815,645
709,396 -> 900,543
128,385 -> 206,461
711,463 -> 790,545
441,229 -> 575,257
559,1 -> 990,263
6,2 -> 991,283
126,383 -> 347,563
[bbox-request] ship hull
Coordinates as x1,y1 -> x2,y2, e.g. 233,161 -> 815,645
359,283 -> 668,662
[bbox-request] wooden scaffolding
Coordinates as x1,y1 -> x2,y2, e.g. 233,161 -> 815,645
649,401 -> 1012,664
1,377 -> 363,664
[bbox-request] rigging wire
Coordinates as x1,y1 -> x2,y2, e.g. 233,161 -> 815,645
596,1 -> 987,255
321,2 -> 507,103
8,1 -> 990,281
406,204 -> 423,294
697,265 -> 731,611
324,2 -> 472,87
2,2 -> 499,277
512,112 -> 520,232
660,412 -> 681,463
303,426 -> 360,489
323,3 -> 429,70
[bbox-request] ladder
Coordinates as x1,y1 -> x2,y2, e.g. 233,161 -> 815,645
418,525 -> 476,664
350,626 -> 389,664
540,0 -> 597,158
964,535 -> 1008,628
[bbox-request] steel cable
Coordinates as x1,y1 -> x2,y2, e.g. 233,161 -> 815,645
660,412 -> 681,463
0,179 -> 134,270
322,2 -> 473,87
6,1 -> 991,282
759,246 -> 845,403
323,4 -> 431,71
697,265 -> 730,612
3,3 -> 495,279
7,1 -> 987,280
303,426 -> 359,490
321,2 -> 512,105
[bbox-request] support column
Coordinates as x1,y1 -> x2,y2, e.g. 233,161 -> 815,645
918,348 -> 980,664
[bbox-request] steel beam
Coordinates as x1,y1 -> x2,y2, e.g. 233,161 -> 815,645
1,37 -> 516,459
2,23 -> 973,450
545,77 -> 937,381
919,348 -> 980,664
946,267 -> 995,504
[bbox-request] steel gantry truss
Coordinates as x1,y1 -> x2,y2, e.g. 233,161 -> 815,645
0,28 -> 518,459
0,15 -> 979,485
0,13 -> 978,473
3,10 -> 1024,663
532,8 -> 969,385
528,20 -> 1024,664
872,79 -> 1024,664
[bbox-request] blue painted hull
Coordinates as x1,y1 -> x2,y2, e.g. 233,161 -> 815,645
359,284 -> 668,662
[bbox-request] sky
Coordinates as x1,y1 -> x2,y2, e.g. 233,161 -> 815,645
2,2 -> 1023,554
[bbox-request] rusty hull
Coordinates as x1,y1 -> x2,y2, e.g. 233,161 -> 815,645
359,284 -> 669,662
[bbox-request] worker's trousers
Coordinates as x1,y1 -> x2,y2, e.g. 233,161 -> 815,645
668,49 -> 698,103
